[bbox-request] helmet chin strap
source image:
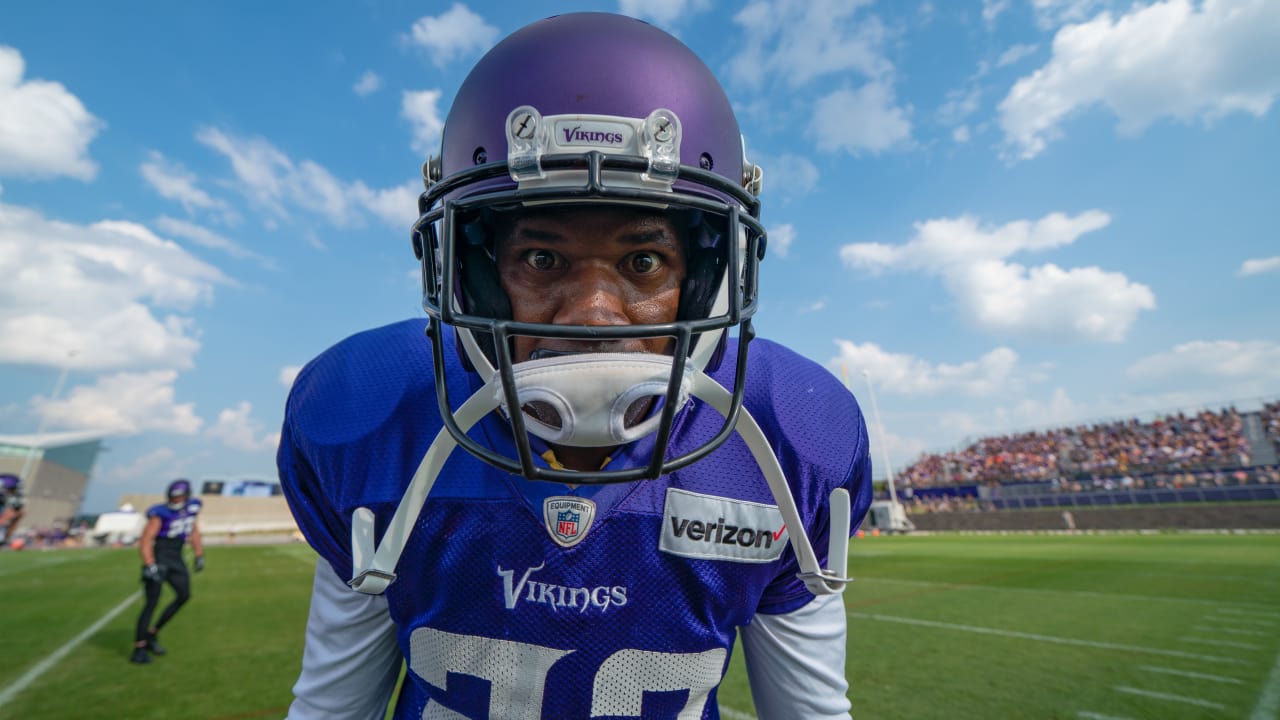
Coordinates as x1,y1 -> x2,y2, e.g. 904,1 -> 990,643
347,364 -> 853,597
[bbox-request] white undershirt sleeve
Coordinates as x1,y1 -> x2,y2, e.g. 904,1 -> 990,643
740,593 -> 852,720
287,558 -> 403,720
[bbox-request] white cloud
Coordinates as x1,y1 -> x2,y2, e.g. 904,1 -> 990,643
996,43 -> 1038,68
33,370 -> 202,435
1238,256 -> 1280,276
937,86 -> 982,127
353,70 -> 382,97
948,386 -> 1083,440
0,46 -> 102,180
196,127 -> 413,229
811,82 -> 912,155
952,125 -> 972,143
868,426 -> 929,480
832,340 -> 1021,397
918,2 -> 936,25
0,202 -> 228,370
769,223 -> 795,259
139,151 -> 227,214
1128,340 -> 1280,382
196,127 -> 294,219
279,365 -> 302,388
618,0 -> 712,26
728,0 -> 891,89
109,447 -> 178,483
1000,0 -> 1280,159
407,4 -> 499,67
760,153 -> 819,200
983,0 -> 1011,24
840,211 -> 1155,342
402,90 -> 444,155
153,216 -> 271,267
351,180 -> 421,229
206,401 -> 280,453
1031,0 -> 1108,29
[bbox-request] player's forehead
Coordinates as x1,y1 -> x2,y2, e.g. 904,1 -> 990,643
498,204 -> 682,245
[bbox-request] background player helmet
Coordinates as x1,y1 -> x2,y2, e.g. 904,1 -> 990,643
412,12 -> 766,484
0,473 -> 18,495
166,479 -> 192,510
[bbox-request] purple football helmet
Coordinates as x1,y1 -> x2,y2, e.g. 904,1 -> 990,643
166,479 -> 192,509
412,12 -> 766,484
0,473 -> 19,494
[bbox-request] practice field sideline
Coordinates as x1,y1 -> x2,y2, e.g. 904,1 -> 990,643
1,534 -> 1277,719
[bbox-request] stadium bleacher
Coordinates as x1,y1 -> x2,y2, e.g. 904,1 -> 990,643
116,493 -> 299,540
895,402 -> 1280,513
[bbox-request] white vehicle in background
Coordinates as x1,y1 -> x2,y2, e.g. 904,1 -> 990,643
866,499 -> 916,533
91,503 -> 146,546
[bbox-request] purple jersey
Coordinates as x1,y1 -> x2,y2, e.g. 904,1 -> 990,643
146,499 -> 202,543
280,320 -> 872,719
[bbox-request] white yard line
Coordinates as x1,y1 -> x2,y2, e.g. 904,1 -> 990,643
1217,608 -> 1280,620
0,552 -> 95,578
1076,712 -> 1135,720
849,612 -> 1246,664
719,707 -> 756,720
0,591 -> 139,709
1138,665 -> 1243,684
857,576 -> 1277,611
1250,647 -> 1280,720
1205,616 -> 1277,628
1179,636 -> 1261,650
1113,686 -> 1226,710
1193,625 -> 1263,637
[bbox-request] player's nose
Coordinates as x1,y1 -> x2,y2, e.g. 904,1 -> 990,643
552,265 -> 631,327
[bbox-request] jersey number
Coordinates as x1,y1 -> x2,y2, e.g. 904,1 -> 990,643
409,626 -> 727,719
167,516 -> 195,538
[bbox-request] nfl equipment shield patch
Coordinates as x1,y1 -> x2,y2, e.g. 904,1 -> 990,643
543,496 -> 596,548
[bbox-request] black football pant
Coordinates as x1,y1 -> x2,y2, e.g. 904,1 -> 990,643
135,565 -> 191,643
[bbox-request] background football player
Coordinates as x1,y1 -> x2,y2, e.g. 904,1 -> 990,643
0,473 -> 25,547
280,12 -> 873,719
131,478 -> 205,664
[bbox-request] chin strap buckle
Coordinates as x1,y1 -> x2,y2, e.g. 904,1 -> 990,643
797,487 -> 853,595
348,569 -> 397,594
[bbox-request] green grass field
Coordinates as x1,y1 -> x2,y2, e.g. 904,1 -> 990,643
1,533 -> 1278,719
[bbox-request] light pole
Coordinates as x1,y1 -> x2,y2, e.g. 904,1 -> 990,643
18,350 -> 78,483
860,368 -> 899,505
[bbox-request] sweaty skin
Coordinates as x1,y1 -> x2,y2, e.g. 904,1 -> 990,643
495,206 -> 687,471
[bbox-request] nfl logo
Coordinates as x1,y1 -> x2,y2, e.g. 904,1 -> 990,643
543,496 -> 596,548
557,510 -> 580,538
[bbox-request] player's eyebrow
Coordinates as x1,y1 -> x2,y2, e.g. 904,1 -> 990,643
618,229 -> 680,250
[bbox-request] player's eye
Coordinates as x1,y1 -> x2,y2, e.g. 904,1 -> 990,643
522,249 -> 562,271
626,251 -> 663,275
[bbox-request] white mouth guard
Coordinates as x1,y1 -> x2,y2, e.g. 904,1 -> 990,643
494,353 -> 695,448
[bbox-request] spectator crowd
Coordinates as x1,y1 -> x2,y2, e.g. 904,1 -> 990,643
899,406 -> 1259,490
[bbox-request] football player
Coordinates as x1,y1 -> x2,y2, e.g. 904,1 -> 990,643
279,12 -> 873,719
131,478 -> 205,664
0,473 -> 25,547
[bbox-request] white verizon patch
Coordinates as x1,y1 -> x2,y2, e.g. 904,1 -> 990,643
660,488 -> 788,563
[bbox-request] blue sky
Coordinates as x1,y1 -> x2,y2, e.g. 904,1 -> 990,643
1,0 -> 1277,514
